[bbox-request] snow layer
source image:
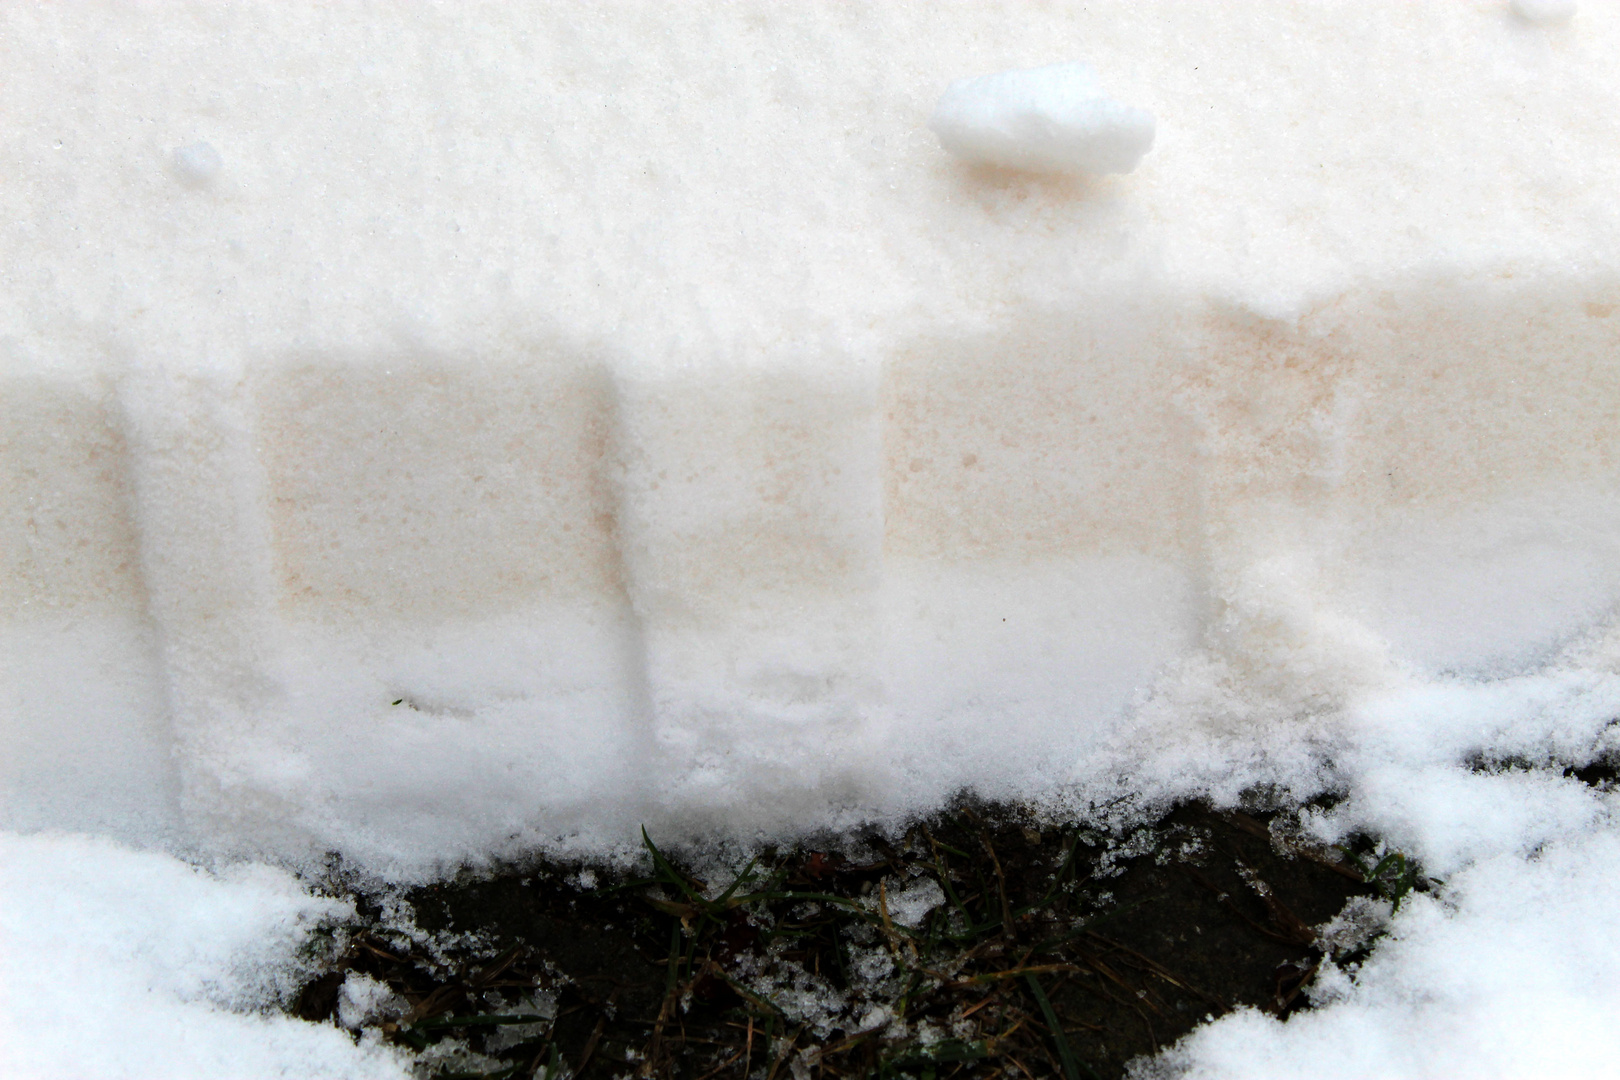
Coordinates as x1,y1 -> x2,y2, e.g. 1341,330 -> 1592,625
0,831 -> 406,1080
3,3 -> 1620,876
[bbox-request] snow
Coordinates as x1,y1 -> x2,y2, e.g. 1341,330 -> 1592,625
884,875 -> 947,930
2,1 -> 1620,1075
1512,0 -> 1578,25
5,1 -> 1620,869
0,831 -> 407,1080
929,62 -> 1155,175
1142,821 -> 1620,1080
169,141 -> 223,189
337,973 -> 408,1032
1107,649 -> 1620,1077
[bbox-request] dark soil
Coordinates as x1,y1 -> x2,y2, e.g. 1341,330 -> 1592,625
293,799 -> 1394,1080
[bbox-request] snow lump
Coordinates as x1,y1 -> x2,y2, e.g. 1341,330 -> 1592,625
929,62 -> 1155,175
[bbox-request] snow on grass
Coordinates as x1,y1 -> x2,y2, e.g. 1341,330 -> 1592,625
1141,825 -> 1620,1079
1122,655 -> 1620,1078
5,660 -> 1618,1077
0,832 -> 407,1080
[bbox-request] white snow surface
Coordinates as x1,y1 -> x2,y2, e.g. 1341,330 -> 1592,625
1512,0 -> 1579,25
7,669 -> 1619,1078
0,831 -> 407,1080
929,62 -> 1155,175
1142,780 -> 1620,1080
3,3 -> 1620,1074
6,0 -> 1620,874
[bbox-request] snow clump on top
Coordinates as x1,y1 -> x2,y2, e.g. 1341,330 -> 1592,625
929,61 -> 1155,175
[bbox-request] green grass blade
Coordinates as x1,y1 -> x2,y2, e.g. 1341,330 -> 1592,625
1024,972 -> 1095,1080
664,920 -> 682,1000
715,855 -> 761,906
642,826 -> 711,910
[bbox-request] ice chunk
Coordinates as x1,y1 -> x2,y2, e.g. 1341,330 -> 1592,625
929,62 -> 1155,175
884,876 -> 945,929
338,973 -> 407,1031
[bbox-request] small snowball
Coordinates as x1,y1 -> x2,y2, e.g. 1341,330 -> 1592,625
929,62 -> 1155,176
169,140 -> 222,188
1511,0 -> 1576,24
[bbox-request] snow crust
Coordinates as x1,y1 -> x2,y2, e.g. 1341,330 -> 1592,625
929,62 -> 1155,175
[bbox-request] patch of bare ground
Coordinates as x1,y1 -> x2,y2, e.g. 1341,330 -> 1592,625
292,799 -> 1417,1079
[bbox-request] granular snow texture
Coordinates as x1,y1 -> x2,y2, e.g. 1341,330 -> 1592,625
4,1 -> 1619,870
2,2 -> 1620,1077
0,832 -> 408,1080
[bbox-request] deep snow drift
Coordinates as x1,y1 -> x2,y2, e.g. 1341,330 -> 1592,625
3,2 -> 1620,1077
